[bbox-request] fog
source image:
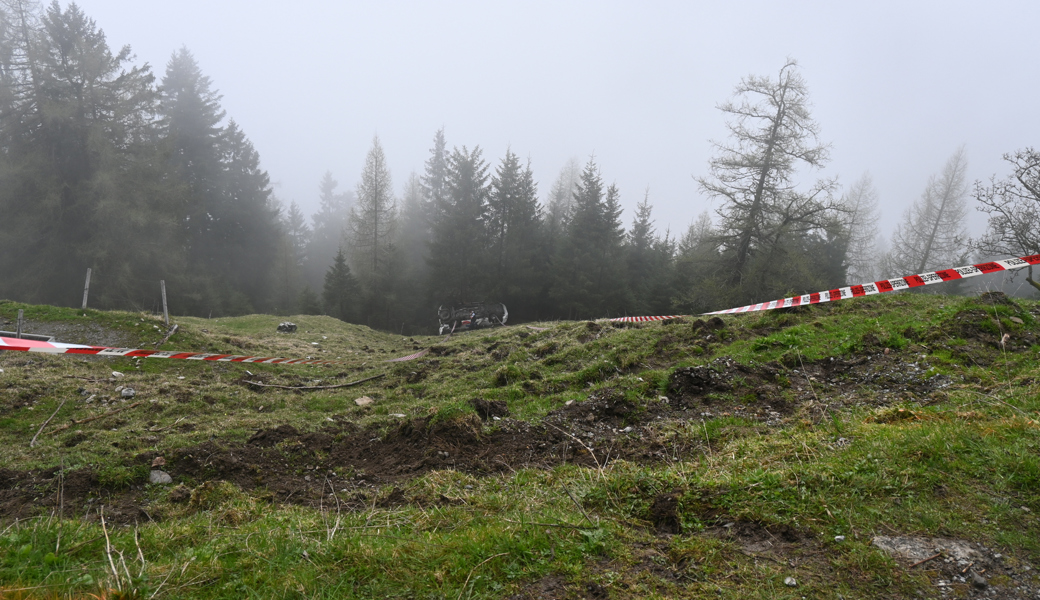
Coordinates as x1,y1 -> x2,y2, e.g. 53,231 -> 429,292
78,0 -> 1038,235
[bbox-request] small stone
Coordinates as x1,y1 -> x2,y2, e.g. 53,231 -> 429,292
304,475 -> 311,482
464,485 -> 473,490
389,413 -> 406,418
354,396 -> 374,406
784,577 -> 797,587
564,400 -> 574,406
149,470 -> 172,485
121,388 -> 136,399
151,456 -> 166,468
112,371 -> 124,378
277,322 -> 297,333
970,572 -> 988,589
834,535 -> 846,542
1022,506 -> 1031,512
1010,316 -> 1024,325
492,416 -> 501,421
622,426 -> 633,433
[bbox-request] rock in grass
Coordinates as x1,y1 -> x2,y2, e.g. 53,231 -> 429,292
355,396 -> 374,406
121,388 -> 136,399
784,577 -> 797,587
149,470 -> 173,485
970,572 -> 988,589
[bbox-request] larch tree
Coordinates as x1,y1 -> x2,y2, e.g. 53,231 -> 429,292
349,136 -> 397,325
841,173 -> 882,283
395,172 -> 433,332
697,59 -> 839,292
885,147 -> 970,275
970,148 -> 1040,292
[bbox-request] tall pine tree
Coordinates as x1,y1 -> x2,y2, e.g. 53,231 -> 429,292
427,145 -> 490,302
349,136 -> 397,328
551,159 -> 629,318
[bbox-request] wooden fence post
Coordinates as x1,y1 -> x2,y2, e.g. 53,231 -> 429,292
160,280 -> 169,326
81,268 -> 92,310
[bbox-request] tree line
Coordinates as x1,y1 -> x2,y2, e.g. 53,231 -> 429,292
1,4 -> 1037,334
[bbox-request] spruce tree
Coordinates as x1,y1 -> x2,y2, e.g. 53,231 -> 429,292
487,150 -> 543,319
427,145 -> 490,302
307,171 -> 353,290
322,248 -> 359,322
551,159 -> 629,318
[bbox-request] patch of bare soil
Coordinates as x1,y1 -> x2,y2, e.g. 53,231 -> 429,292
0,318 -> 134,348
0,343 -> 991,522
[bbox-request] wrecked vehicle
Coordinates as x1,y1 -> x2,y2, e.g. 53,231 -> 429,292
438,302 -> 508,334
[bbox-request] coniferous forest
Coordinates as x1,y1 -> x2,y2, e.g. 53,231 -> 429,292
2,3 -> 1038,334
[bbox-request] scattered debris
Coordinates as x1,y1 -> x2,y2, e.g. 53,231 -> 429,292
244,373 -> 385,391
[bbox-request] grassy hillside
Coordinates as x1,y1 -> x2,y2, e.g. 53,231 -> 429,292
0,293 -> 1038,599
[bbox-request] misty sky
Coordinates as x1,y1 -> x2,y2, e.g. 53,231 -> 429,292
77,0 -> 1039,240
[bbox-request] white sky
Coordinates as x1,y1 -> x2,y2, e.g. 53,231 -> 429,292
75,0 -> 1040,238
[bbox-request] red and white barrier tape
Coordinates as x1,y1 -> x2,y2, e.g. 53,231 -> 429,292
706,254 -> 1040,315
0,336 -> 427,365
611,315 -> 685,323
607,253 -> 1040,321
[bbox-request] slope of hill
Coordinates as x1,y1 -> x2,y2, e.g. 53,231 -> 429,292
1,293 -> 1038,599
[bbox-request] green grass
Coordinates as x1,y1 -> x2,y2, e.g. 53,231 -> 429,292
1,293 -> 1039,598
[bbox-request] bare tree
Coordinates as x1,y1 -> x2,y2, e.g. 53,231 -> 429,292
971,148 -> 1040,291
349,136 -> 397,323
885,147 -> 969,275
697,58 -> 838,285
350,136 -> 396,277
840,173 -> 881,283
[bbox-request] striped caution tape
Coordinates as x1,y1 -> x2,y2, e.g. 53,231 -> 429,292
705,253 -> 1040,315
0,336 -> 432,365
610,315 -> 685,323
606,253 -> 1040,321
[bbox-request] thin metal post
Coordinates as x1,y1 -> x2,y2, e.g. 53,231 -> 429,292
160,280 -> 169,326
81,268 -> 92,310
16,309 -> 23,339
